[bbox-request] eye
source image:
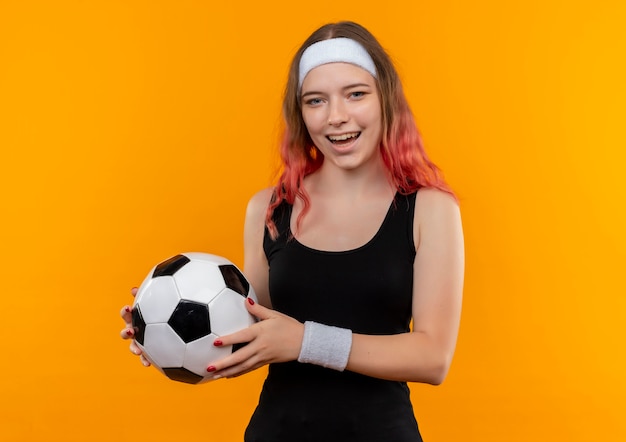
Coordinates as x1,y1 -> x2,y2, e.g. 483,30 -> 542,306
305,97 -> 323,106
349,91 -> 365,99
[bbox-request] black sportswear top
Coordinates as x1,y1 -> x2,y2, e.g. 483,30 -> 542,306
244,192 -> 423,442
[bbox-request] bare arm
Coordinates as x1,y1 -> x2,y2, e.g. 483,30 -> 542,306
242,187 -> 274,308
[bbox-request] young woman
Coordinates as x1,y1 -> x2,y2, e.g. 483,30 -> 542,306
121,21 -> 464,441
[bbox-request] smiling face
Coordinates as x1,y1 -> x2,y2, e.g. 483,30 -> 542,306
300,62 -> 383,172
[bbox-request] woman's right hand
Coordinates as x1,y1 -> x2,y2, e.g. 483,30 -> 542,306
119,287 -> 151,367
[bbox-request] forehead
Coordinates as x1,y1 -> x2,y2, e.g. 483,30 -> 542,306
301,62 -> 377,91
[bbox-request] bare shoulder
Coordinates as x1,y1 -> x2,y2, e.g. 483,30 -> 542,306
415,187 -> 460,216
245,187 -> 275,222
414,188 -> 463,247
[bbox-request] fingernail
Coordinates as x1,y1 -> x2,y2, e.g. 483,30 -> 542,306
207,365 -> 216,373
247,297 -> 255,305
124,306 -> 131,313
213,339 -> 223,347
126,329 -> 133,336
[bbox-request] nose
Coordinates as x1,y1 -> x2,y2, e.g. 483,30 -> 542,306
327,99 -> 348,126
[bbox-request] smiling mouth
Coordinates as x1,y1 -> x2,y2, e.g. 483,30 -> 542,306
327,132 -> 360,145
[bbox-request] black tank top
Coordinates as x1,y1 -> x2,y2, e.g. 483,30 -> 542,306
245,192 -> 422,442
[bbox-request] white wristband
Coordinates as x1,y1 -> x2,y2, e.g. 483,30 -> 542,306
297,321 -> 353,371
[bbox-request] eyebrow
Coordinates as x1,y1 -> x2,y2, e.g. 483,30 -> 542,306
301,82 -> 373,99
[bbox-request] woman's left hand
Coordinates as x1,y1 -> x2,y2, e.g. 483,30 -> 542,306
208,298 -> 304,379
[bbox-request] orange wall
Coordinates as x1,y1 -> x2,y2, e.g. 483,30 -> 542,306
1,1 -> 624,441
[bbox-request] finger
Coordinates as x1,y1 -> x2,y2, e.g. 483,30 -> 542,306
245,297 -> 274,321
129,339 -> 145,357
130,287 -> 138,297
120,305 -> 133,323
216,364 -> 258,380
213,325 -> 257,348
210,345 -> 259,378
215,354 -> 264,379
120,327 -> 135,340
139,354 -> 151,367
228,365 -> 259,379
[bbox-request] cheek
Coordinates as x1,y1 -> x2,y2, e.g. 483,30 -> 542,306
355,101 -> 382,126
363,109 -> 383,135
302,112 -> 325,136
372,106 -> 384,132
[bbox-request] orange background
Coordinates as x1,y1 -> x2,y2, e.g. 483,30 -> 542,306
1,1 -> 624,441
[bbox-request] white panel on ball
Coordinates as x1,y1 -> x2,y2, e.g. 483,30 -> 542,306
183,333 -> 232,377
209,288 -> 255,336
174,261 -> 226,304
143,323 -> 186,368
138,277 -> 181,323
133,268 -> 155,305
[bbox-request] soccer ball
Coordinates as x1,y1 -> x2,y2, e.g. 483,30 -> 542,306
131,252 -> 257,384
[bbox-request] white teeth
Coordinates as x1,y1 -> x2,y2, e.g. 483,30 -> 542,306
328,132 -> 359,141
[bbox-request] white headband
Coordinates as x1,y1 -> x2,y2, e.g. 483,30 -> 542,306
298,38 -> 377,87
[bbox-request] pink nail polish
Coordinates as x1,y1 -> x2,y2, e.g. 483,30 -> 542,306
213,339 -> 223,347
247,297 -> 255,305
207,365 -> 216,372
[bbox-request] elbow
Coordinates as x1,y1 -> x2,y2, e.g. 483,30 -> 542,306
425,364 -> 448,386
413,351 -> 454,385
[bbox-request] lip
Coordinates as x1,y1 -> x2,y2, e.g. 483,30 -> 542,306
325,132 -> 361,152
325,132 -> 361,147
326,131 -> 360,140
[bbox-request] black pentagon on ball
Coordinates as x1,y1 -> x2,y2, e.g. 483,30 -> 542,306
162,367 -> 205,384
153,254 -> 191,277
167,300 -> 211,343
219,264 -> 249,297
131,305 -> 146,346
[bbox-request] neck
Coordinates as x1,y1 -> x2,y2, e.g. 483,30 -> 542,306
305,156 -> 394,200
